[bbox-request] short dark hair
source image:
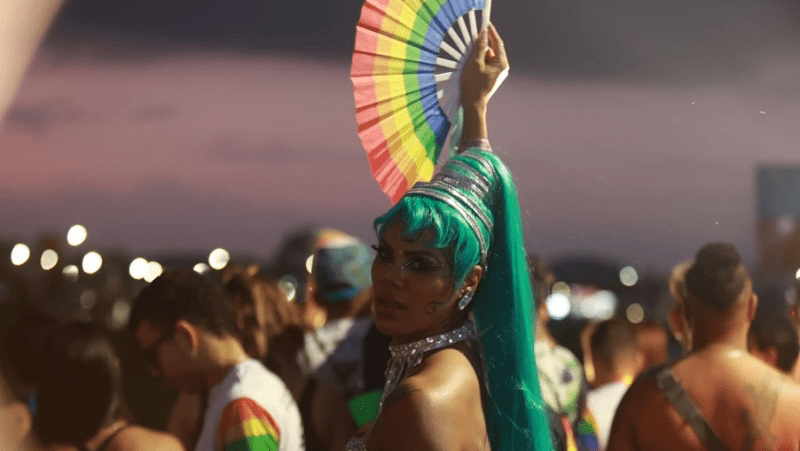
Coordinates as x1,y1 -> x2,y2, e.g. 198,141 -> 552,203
685,243 -> 749,311
590,318 -> 638,368
3,311 -> 57,386
0,343 -> 27,405
748,311 -> 799,373
529,254 -> 555,309
129,268 -> 236,337
34,322 -> 122,445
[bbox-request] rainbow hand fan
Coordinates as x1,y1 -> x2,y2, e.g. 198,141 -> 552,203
351,0 -> 492,203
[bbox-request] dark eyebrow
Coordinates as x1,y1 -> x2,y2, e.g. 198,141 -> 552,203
379,237 -> 442,260
403,250 -> 441,259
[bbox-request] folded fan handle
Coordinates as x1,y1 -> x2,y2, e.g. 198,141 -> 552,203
481,0 -> 491,29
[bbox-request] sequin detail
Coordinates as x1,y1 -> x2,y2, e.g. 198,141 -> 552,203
381,322 -> 476,411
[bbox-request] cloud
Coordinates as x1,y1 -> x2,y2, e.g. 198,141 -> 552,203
130,104 -> 179,122
5,101 -> 82,133
46,0 -> 800,85
205,131 -> 360,165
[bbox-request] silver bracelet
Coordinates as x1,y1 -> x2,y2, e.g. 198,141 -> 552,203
458,138 -> 492,153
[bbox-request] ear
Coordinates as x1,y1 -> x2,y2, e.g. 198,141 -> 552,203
635,350 -> 646,374
669,305 -> 684,340
460,264 -> 484,297
747,294 -> 758,321
174,320 -> 200,352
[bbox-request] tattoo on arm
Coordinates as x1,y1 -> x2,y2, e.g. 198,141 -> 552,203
741,372 -> 782,450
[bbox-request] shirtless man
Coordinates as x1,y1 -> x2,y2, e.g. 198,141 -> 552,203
607,243 -> 800,451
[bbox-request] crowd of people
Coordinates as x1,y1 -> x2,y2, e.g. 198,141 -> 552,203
4,15 -> 800,451
5,223 -> 800,450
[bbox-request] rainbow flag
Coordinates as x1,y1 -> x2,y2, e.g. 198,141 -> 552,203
216,398 -> 280,451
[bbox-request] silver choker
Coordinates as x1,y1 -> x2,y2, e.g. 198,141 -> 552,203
380,322 -> 477,411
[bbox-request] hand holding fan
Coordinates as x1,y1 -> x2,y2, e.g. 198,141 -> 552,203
351,0 -> 505,203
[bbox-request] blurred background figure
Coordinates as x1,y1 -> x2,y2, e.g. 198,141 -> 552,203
2,312 -> 58,418
225,266 -> 357,451
667,260 -> 693,352
530,255 -> 599,451
530,255 -> 585,424
634,320 -> 669,372
303,235 -> 373,401
747,307 -> 799,375
0,344 -> 38,451
129,269 -> 302,451
586,318 -> 642,450
0,0 -> 64,119
34,322 -> 183,451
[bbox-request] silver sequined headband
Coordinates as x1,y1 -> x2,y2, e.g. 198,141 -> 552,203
404,151 -> 498,267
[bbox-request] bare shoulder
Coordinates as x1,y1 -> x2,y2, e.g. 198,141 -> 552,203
416,347 -> 481,394
734,358 -> 800,449
606,370 -> 664,451
368,348 -> 487,451
112,426 -> 185,451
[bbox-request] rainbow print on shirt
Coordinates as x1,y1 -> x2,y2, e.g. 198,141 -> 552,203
216,397 -> 281,451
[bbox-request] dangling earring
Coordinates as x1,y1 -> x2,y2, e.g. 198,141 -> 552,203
458,290 -> 474,310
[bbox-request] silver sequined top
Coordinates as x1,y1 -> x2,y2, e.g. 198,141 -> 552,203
343,322 -> 477,451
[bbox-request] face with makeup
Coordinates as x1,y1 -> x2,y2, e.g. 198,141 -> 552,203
371,219 -> 482,344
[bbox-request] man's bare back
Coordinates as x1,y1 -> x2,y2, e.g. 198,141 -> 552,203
608,339 -> 800,451
609,243 -> 800,451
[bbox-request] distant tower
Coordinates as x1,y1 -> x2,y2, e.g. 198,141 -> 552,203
757,166 -> 800,277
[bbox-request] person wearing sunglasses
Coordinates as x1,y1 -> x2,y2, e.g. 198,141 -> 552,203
129,268 -> 303,451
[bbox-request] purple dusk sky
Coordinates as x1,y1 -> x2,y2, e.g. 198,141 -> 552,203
2,40 -> 800,273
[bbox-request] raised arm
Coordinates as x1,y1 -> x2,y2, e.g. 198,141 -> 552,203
458,22 -> 509,152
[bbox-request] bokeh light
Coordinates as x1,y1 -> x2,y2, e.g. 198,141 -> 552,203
305,255 -> 314,274
551,281 -> 571,297
10,243 -> 30,266
208,248 -> 230,270
82,251 -> 103,275
109,299 -> 132,330
143,261 -> 163,283
619,266 -> 639,287
66,224 -> 88,246
279,275 -> 298,302
796,268 -> 800,280
193,263 -> 210,274
62,265 -> 79,282
626,303 -> 645,324
546,293 -> 571,320
129,257 -> 148,280
40,249 -> 58,270
79,289 -> 97,310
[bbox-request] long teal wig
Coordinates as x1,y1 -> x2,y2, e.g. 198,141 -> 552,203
374,148 -> 553,451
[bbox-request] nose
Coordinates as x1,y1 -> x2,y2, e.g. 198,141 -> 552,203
372,258 -> 403,287
373,258 -> 403,288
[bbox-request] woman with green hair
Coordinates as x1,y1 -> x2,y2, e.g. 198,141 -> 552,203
346,23 -> 552,451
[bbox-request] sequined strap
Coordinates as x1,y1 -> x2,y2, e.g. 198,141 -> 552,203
388,322 -> 477,360
380,322 -> 477,412
344,437 -> 367,451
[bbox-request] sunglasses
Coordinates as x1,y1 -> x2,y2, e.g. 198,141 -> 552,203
140,330 -> 174,369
